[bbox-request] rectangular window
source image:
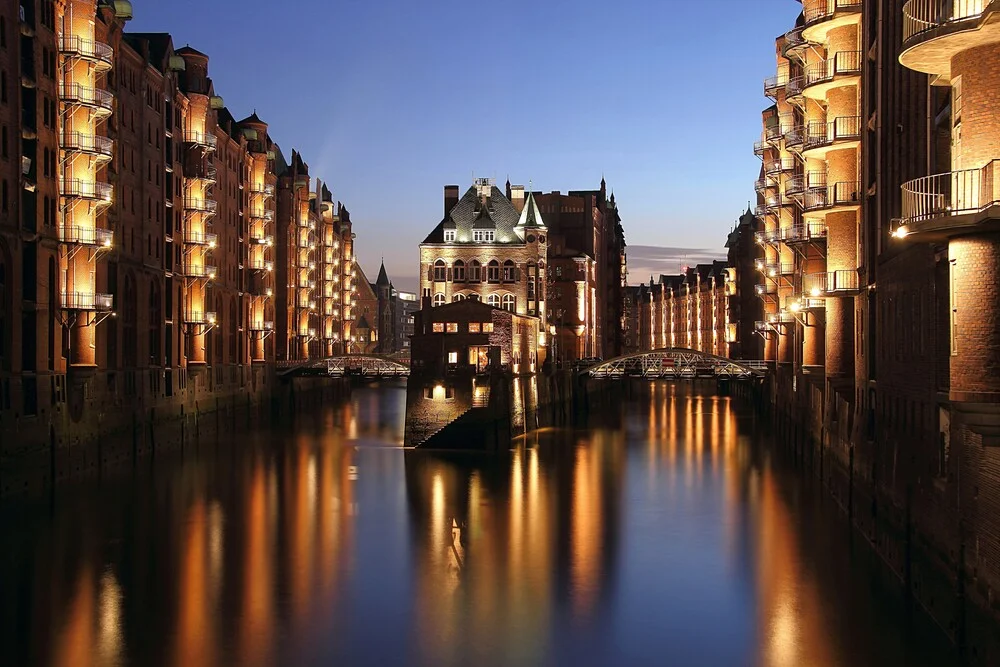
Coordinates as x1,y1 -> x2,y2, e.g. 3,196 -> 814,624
444,230 -> 455,242
446,322 -> 458,333
468,322 -> 480,333
432,323 -> 444,333
950,259 -> 958,355
447,352 -> 458,364
482,322 -> 494,333
473,230 -> 495,243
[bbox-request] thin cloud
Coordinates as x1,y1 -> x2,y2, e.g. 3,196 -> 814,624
626,245 -> 726,284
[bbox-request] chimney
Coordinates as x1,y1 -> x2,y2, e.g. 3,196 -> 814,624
420,289 -> 433,333
444,185 -> 460,217
510,185 -> 525,213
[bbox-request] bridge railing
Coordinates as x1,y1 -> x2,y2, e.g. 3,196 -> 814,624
583,349 -> 768,379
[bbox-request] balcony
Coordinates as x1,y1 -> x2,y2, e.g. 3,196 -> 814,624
183,197 -> 218,214
250,208 -> 275,223
753,139 -> 768,157
249,321 -> 274,332
785,76 -> 806,106
59,225 -> 113,248
188,164 -> 217,183
764,124 -> 784,146
183,263 -> 217,280
61,179 -> 113,205
61,292 -> 113,311
58,36 -> 113,71
764,73 -> 790,99
765,157 -> 797,177
61,132 -> 113,161
784,125 -> 805,150
755,282 -> 778,296
248,258 -> 274,272
781,222 -> 828,243
754,178 -> 770,193
758,261 -> 795,278
803,116 -> 862,157
803,0 -> 863,41
803,51 -> 863,99
59,83 -> 113,116
803,269 -> 860,296
183,130 -> 218,150
249,232 -> 274,246
896,159 -> 1000,238
184,311 -> 217,326
250,183 -> 275,197
755,229 -> 781,245
802,181 -> 862,213
901,0 -> 1000,78
184,230 -> 217,247
781,27 -> 809,60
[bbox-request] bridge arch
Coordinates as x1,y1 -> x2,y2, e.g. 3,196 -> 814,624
581,349 -> 766,379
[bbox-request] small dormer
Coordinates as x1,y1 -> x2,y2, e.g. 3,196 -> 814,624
442,218 -> 457,243
472,207 -> 496,243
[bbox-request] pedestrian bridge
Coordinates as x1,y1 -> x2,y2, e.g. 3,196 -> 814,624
277,355 -> 410,378
580,349 -> 767,380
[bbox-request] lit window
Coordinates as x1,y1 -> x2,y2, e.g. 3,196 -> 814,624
453,260 -> 466,282
433,292 -> 445,307
444,230 -> 456,242
448,351 -> 458,364
446,322 -> 458,333
432,323 -> 444,332
474,230 -> 495,243
487,294 -> 500,307
453,293 -> 465,302
502,294 -> 516,312
469,260 -> 482,281
468,322 -> 481,333
483,322 -> 494,333
502,260 -> 516,282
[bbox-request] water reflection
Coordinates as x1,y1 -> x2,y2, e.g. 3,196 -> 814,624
0,381 -> 959,666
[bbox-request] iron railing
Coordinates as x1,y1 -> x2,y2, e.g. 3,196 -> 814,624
803,180 -> 861,210
805,116 -> 862,150
183,310 -> 217,325
765,157 -> 797,175
61,132 -> 113,158
61,292 -> 113,311
61,179 -> 113,202
248,258 -> 274,272
249,321 -> 275,332
57,36 -> 113,68
765,73 -> 790,97
754,139 -> 767,156
903,0 -> 993,42
183,197 -> 218,214
183,230 -> 217,246
804,0 -> 864,25
781,222 -> 828,242
786,76 -> 805,99
59,83 -> 113,113
755,229 -> 782,244
900,160 -> 999,224
189,164 -> 217,182
59,225 -> 113,247
251,208 -> 276,222
782,27 -> 808,58
183,130 -> 218,149
803,270 -> 859,295
183,263 -> 217,279
250,183 -> 275,197
805,51 -> 863,86
784,125 -> 805,148
756,282 -> 778,295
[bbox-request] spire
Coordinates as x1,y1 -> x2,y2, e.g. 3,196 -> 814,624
375,259 -> 390,287
516,190 -> 546,229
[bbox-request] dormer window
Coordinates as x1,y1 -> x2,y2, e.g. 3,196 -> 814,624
474,230 -> 494,243
444,230 -> 456,242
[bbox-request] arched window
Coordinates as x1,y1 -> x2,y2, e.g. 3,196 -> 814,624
149,281 -> 162,366
502,260 -> 516,283
487,294 -> 500,308
433,292 -> 445,307
468,293 -> 481,302
433,259 -> 447,282
452,293 -> 465,302
502,294 -> 516,312
453,260 -> 466,282
487,260 -> 500,282
469,259 -> 482,282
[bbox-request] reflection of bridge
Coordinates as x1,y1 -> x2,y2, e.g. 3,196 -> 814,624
278,355 -> 410,378
581,349 -> 768,380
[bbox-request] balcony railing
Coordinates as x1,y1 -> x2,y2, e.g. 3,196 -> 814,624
803,181 -> 862,211
765,157 -> 797,176
188,164 -> 217,183
804,0 -> 863,25
903,0 -> 993,43
183,197 -> 218,214
781,222 -> 828,242
184,230 -> 217,246
754,178 -> 769,192
784,125 -> 805,148
61,132 -> 113,159
61,292 -> 113,311
805,116 -> 862,151
248,258 -> 274,272
184,311 -> 217,325
58,83 -> 113,114
755,229 -> 781,244
59,225 -> 113,248
782,27 -> 808,59
753,139 -> 768,157
764,73 -> 790,98
755,282 -> 778,296
57,36 -> 113,70
183,263 -> 217,280
765,124 -> 783,144
785,76 -> 805,100
183,130 -> 218,149
803,270 -> 859,295
61,179 -> 113,203
250,208 -> 275,222
760,262 -> 795,277
250,184 -> 275,197
804,51 -> 863,87
899,159 -> 1000,226
249,233 -> 274,246
249,321 -> 275,332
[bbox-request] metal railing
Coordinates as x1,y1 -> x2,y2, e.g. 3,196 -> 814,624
781,222 -> 828,242
250,184 -> 275,197
183,263 -> 217,279
184,310 -> 217,325
249,321 -> 274,332
59,225 -> 113,247
59,83 -> 113,113
903,0 -> 993,42
805,116 -> 862,150
755,282 -> 778,295
765,157 -> 797,175
803,270 -> 859,295
765,124 -> 783,143
183,197 -> 218,214
61,292 -> 113,311
189,164 -> 217,182
782,27 -> 808,58
900,160 -> 999,224
250,208 -> 275,222
786,75 -> 805,99
805,51 -> 863,86
754,178 -> 768,192
754,140 -> 768,156
755,229 -> 781,244
183,130 -> 218,149
249,232 -> 274,246
803,180 -> 861,210
184,230 -> 217,246
248,258 -> 274,272
57,36 -> 113,68
61,179 -> 112,202
765,73 -> 790,97
804,0 -> 863,24
61,132 -> 113,157
784,125 -> 805,147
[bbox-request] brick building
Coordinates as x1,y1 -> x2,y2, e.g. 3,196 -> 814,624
0,0 -> 367,484
725,206 -> 763,361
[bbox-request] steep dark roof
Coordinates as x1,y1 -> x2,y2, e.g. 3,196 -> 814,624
237,111 -> 265,126
356,314 -> 372,330
516,191 -> 546,229
422,185 -> 523,244
375,261 -> 391,287
123,33 -> 172,70
175,45 -> 208,58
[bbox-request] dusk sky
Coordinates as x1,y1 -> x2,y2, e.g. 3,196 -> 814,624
129,0 -> 799,291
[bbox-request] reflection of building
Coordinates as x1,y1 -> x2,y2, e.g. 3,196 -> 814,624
411,298 -> 544,375
626,261 -> 734,356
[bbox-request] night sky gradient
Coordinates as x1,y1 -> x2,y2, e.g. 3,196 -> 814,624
127,0 -> 799,291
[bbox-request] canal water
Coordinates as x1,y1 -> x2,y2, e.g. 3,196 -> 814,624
1,381 -> 961,667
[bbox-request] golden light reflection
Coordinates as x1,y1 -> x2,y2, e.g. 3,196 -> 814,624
175,498 -> 214,667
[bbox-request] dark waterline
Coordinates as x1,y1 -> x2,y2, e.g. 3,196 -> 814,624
1,381 -> 960,667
